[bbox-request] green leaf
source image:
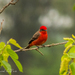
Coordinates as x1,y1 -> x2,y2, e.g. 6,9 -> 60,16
9,38 -> 22,49
0,54 -> 3,61
7,48 -> 18,59
2,45 -> 10,62
61,54 -> 70,61
2,60 -> 11,75
6,45 -> 23,72
5,45 -> 11,50
68,53 -> 75,58
65,41 -> 73,47
0,42 -> 5,53
70,62 -> 75,75
68,46 -> 75,53
0,54 -> 3,67
12,58 -> 23,72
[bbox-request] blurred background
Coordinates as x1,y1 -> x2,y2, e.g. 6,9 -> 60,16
0,0 -> 75,75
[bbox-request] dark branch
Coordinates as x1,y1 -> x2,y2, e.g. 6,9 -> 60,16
0,0 -> 19,14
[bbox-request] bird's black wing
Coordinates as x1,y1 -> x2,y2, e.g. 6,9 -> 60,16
28,30 -> 40,44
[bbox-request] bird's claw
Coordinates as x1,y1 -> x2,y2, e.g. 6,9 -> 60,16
41,45 -> 45,47
36,46 -> 39,49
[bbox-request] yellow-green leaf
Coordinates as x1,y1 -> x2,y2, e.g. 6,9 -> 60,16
12,58 -> 23,72
0,42 -> 5,53
61,54 -> 70,61
63,44 -> 72,54
63,38 -> 70,41
65,40 -> 73,47
7,49 -> 18,59
2,53 -> 9,62
2,45 -> 10,62
0,54 -> 3,67
72,34 -> 75,39
9,38 -> 22,49
70,62 -> 75,75
63,38 -> 74,42
59,58 -> 70,75
68,53 -> 75,58
2,60 -> 12,75
68,46 -> 75,53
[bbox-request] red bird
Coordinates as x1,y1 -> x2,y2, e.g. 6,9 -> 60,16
25,26 -> 48,49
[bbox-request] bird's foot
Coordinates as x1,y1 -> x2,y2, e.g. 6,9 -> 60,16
36,46 -> 39,49
41,45 -> 45,47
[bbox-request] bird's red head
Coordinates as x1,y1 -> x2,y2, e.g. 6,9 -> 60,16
40,26 -> 47,30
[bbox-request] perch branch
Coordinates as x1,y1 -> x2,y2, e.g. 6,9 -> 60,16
14,41 -> 68,55
0,0 -> 19,14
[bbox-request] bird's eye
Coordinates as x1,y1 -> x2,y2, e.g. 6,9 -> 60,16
40,29 -> 46,31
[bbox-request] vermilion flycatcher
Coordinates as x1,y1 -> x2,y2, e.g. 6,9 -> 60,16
25,26 -> 48,49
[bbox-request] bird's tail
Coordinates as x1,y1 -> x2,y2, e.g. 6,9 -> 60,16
25,45 -> 30,49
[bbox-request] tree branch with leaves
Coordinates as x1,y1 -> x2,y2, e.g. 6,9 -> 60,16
0,0 -> 75,75
1,34 -> 75,75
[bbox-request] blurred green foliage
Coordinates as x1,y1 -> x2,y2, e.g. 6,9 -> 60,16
73,3 -> 75,11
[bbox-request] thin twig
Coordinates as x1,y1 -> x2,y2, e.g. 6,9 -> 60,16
0,19 -> 4,34
14,41 -> 68,53
36,49 -> 44,55
0,0 -> 19,14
